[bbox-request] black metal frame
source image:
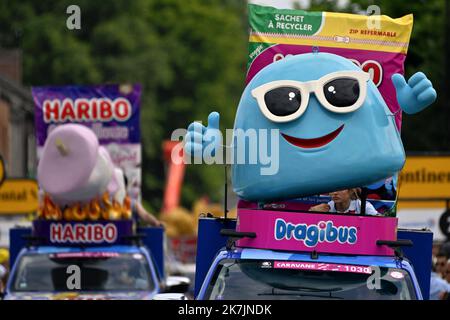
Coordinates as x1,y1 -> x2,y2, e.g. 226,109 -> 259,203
376,239 -> 414,258
220,229 -> 256,250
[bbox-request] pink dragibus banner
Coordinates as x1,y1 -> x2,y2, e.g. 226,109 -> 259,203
236,209 -> 397,256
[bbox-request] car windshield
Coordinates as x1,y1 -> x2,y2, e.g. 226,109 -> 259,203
11,252 -> 155,292
204,259 -> 417,300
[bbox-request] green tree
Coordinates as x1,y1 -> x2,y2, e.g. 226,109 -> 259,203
0,0 -> 248,213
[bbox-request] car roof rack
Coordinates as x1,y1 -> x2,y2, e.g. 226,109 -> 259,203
220,229 -> 256,250
120,233 -> 146,246
376,239 -> 413,259
21,235 -> 47,247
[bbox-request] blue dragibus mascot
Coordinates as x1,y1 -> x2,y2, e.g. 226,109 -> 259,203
184,53 -> 437,202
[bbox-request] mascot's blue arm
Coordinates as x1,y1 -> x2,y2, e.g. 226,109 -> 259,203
392,72 -> 437,114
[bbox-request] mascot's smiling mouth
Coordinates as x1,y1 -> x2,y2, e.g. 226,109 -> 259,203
281,124 -> 344,149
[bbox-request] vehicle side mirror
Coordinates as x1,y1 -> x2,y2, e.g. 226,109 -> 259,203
164,276 -> 190,294
153,293 -> 188,300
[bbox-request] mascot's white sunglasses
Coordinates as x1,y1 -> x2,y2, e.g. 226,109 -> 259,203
251,70 -> 370,123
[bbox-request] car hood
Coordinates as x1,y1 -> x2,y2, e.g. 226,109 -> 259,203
5,291 -> 155,300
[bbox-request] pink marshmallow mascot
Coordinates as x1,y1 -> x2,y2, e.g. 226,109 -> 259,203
37,124 -> 132,220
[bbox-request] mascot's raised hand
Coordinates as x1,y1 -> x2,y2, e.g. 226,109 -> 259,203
392,72 -> 437,114
184,111 -> 222,160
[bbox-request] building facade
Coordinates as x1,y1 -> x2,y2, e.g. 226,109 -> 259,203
0,49 -> 36,178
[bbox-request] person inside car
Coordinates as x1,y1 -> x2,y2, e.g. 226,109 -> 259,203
112,260 -> 148,290
309,188 -> 379,215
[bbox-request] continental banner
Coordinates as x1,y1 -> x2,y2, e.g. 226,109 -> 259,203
398,155 -> 450,208
0,179 -> 39,214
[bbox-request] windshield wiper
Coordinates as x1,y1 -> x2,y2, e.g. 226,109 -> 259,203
258,291 -> 343,299
277,286 -> 343,293
258,287 -> 344,299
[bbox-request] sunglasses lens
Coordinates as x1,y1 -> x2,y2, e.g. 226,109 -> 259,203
323,78 -> 360,108
264,87 -> 302,117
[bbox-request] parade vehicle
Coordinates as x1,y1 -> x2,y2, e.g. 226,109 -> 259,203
182,7 -> 438,299
3,219 -> 190,300
193,198 -> 432,300
185,56 -> 436,299
0,122 -> 190,300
